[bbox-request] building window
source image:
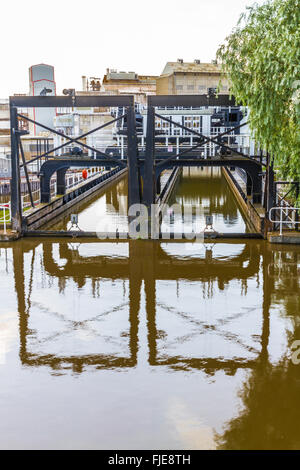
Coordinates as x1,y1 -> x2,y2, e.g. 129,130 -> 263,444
198,85 -> 205,90
176,85 -> 183,90
187,85 -> 194,91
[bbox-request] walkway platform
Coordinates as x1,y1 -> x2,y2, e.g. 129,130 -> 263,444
24,231 -> 263,240
268,232 -> 300,244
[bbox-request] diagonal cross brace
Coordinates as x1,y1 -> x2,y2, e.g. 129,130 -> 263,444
17,134 -> 35,208
17,113 -> 127,168
156,140 -> 206,168
154,113 -> 249,159
155,120 -> 249,168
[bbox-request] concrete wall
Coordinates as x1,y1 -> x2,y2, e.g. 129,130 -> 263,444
222,167 -> 266,235
156,72 -> 229,95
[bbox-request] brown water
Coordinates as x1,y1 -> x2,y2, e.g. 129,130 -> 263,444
45,176 -> 129,232
46,168 -> 250,233
0,168 -> 300,450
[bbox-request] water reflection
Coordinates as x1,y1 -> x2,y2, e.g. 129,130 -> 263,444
46,168 -> 249,233
10,240 -> 299,375
216,246 -> 300,450
163,167 -> 250,233
46,177 -> 129,232
1,239 -> 300,449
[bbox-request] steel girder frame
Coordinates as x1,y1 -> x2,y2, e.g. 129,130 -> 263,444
143,94 -> 264,207
9,95 -> 140,233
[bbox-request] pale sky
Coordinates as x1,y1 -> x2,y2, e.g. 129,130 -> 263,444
1,0 -> 266,98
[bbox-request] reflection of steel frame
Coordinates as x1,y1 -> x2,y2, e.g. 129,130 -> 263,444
13,242 -> 138,372
13,237 -> 273,374
140,240 -> 270,373
43,240 -> 259,281
20,240 -> 267,373
148,307 -> 261,372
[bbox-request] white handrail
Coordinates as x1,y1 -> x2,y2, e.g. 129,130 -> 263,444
0,203 -> 11,234
269,206 -> 300,236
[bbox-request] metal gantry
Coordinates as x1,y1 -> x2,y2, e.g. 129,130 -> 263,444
143,94 -> 266,209
9,95 -> 139,232
10,93 -> 275,234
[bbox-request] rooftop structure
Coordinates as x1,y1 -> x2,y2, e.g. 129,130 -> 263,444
157,59 -> 229,95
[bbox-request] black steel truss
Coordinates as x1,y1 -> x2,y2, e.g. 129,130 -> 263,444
9,95 -> 138,232
18,113 -> 127,167
155,118 -> 250,168
9,93 -> 277,234
143,95 -> 265,207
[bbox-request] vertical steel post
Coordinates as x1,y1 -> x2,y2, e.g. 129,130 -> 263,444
143,104 -> 156,208
280,208 -> 283,236
10,105 -> 22,233
246,173 -> 252,196
56,168 -> 67,195
268,162 -> 275,212
295,183 -> 299,231
126,105 -> 141,208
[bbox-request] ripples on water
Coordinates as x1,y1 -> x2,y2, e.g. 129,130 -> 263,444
0,168 -> 299,450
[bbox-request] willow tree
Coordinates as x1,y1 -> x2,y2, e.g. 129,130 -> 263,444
217,0 -> 300,182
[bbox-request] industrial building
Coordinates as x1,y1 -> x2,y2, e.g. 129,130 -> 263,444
80,60 -> 229,101
156,59 -> 229,95
81,70 -> 158,106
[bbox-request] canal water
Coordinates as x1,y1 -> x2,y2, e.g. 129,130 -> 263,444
45,167 -> 251,234
0,168 -> 299,449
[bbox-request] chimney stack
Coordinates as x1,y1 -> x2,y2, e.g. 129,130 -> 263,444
82,75 -> 87,91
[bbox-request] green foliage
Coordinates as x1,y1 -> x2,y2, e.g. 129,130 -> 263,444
217,0 -> 300,181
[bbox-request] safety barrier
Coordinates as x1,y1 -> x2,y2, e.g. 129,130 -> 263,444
269,207 -> 300,235
0,203 -> 11,234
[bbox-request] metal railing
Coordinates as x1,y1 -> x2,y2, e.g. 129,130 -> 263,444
22,181 -> 57,210
21,168 -> 106,211
269,207 -> 300,235
0,203 -> 11,233
65,168 -> 104,190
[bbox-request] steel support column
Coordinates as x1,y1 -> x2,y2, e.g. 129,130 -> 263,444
127,106 -> 141,207
56,168 -> 67,195
246,173 -> 252,197
143,105 -> 156,208
252,176 -> 263,204
40,171 -> 51,203
267,164 -> 275,212
156,175 -> 161,195
10,106 -> 22,232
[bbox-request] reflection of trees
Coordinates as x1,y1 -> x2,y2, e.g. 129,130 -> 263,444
268,249 -> 300,320
217,356 -> 300,450
217,245 -> 300,450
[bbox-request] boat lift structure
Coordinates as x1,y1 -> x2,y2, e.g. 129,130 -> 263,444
9,94 -> 276,236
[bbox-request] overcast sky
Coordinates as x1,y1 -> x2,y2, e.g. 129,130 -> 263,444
1,0 -> 266,97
